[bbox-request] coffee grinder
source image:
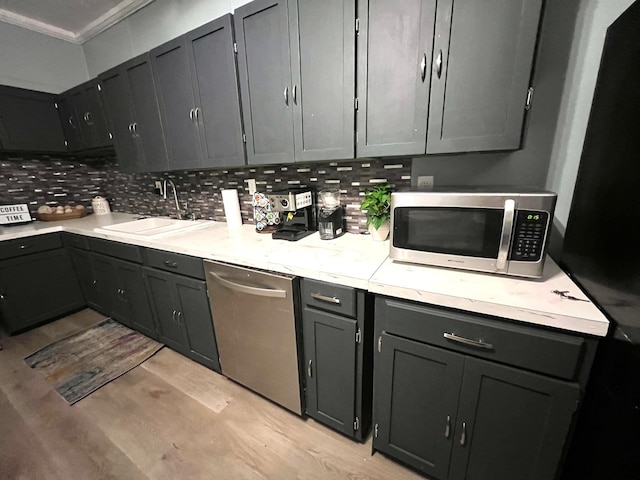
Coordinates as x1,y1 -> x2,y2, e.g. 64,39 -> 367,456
268,189 -> 317,241
318,189 -> 345,240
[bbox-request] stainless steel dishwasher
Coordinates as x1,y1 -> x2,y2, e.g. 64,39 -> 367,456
203,259 -> 303,414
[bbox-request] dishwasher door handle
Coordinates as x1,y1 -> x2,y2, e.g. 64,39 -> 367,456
208,271 -> 287,298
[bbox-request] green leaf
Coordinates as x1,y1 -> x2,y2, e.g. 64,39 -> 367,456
360,184 -> 393,228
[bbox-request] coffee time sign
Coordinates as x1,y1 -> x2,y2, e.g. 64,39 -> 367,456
0,204 -> 32,225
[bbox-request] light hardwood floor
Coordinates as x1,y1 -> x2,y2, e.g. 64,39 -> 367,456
0,309 -> 423,480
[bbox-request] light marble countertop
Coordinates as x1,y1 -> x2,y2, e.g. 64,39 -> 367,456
0,213 -> 609,337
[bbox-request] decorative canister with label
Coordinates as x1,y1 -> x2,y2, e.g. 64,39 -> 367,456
91,196 -> 111,215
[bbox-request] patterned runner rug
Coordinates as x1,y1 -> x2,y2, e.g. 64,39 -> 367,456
24,318 -> 163,404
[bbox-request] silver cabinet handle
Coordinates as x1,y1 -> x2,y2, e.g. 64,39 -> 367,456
128,123 -> 133,133
132,122 -> 138,133
292,85 -> 297,105
176,311 -> 182,325
0,293 -> 5,301
189,108 -> 194,121
436,50 -> 443,78
163,260 -> 178,268
310,292 -> 341,305
84,112 -> 94,125
194,107 -> 201,121
307,359 -> 312,377
445,415 -> 451,438
19,244 -> 32,249
460,422 -> 467,446
420,53 -> 427,82
443,332 -> 493,350
68,116 -> 76,128
284,86 -> 289,106
208,271 -> 287,298
496,199 -> 515,270
172,310 -> 177,323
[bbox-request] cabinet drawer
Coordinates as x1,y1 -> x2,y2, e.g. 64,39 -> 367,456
376,296 -> 585,381
302,279 -> 356,318
144,249 -> 205,279
62,232 -> 90,250
88,237 -> 143,263
0,233 -> 63,260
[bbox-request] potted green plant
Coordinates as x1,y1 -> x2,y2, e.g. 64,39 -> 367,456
360,184 -> 392,241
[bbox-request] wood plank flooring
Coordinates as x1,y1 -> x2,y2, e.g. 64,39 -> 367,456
0,310 -> 423,480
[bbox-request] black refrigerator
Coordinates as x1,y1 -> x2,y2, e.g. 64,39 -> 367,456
560,2 -> 640,479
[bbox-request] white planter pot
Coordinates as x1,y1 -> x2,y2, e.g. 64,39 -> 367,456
369,221 -> 390,241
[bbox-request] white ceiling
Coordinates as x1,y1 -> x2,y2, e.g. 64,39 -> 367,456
0,0 -> 155,44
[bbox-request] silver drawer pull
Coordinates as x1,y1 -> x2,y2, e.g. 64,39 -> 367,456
444,415 -> 451,438
208,271 -> 287,298
443,332 -> 493,350
310,293 -> 341,305
460,422 -> 467,446
163,260 -> 178,268
19,244 -> 33,249
307,359 -> 312,377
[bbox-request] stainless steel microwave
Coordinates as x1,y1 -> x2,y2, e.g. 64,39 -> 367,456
390,189 -> 557,278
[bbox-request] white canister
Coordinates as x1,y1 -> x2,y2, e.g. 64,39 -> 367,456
92,196 -> 111,215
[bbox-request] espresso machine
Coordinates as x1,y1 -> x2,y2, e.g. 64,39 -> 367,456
318,189 -> 345,240
268,189 -> 317,241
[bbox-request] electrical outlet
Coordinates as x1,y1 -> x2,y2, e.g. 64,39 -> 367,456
246,178 -> 257,194
154,180 -> 164,196
417,175 -> 435,190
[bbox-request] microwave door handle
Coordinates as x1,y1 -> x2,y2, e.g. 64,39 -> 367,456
496,199 -> 515,270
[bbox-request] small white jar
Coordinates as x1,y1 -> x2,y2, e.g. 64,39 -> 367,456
91,196 -> 111,215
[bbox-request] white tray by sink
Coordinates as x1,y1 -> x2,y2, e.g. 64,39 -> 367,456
94,217 -> 212,239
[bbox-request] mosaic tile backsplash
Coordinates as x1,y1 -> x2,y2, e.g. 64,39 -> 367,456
0,153 -> 411,233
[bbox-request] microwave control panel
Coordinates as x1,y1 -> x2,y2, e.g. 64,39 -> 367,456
509,210 -> 549,261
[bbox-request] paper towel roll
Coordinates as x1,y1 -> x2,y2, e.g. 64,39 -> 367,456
221,189 -> 242,228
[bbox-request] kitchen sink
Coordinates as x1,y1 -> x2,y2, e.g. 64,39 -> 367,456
93,217 -> 212,239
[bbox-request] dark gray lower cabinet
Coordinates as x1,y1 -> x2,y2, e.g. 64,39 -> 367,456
0,246 -> 84,334
68,247 -> 107,313
91,253 -> 156,338
143,267 -> 220,372
373,296 -> 593,480
301,278 -> 372,440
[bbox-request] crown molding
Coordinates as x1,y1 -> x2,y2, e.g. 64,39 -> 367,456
0,0 -> 155,45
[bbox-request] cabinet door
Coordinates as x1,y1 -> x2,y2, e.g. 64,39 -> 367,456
289,0 -> 355,161
91,253 -> 119,319
374,332 -> 463,479
449,356 -> 580,480
0,250 -> 84,333
68,248 -> 104,313
174,276 -> 220,372
143,268 -> 187,352
303,307 -> 357,437
57,94 -> 83,151
80,80 -> 112,149
186,14 -> 246,168
0,86 -> 67,152
151,38 -> 203,170
356,0 -> 435,157
115,260 -> 156,339
426,0 -> 542,153
235,0 -> 295,165
123,54 -> 170,172
99,68 -> 141,172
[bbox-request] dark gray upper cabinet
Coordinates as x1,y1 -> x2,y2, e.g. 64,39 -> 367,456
289,0 -> 355,161
356,0 -> 436,157
58,79 -> 112,152
151,14 -> 246,170
357,0 -> 542,157
0,86 -> 67,152
426,0 -> 543,153
235,0 -> 295,165
57,94 -> 83,151
235,0 -> 354,164
186,15 -> 246,168
99,53 -> 169,172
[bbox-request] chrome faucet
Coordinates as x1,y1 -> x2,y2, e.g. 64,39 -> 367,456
163,179 -> 190,220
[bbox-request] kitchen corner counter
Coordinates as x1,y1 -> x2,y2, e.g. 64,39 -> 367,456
369,257 -> 610,337
0,214 -> 389,290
